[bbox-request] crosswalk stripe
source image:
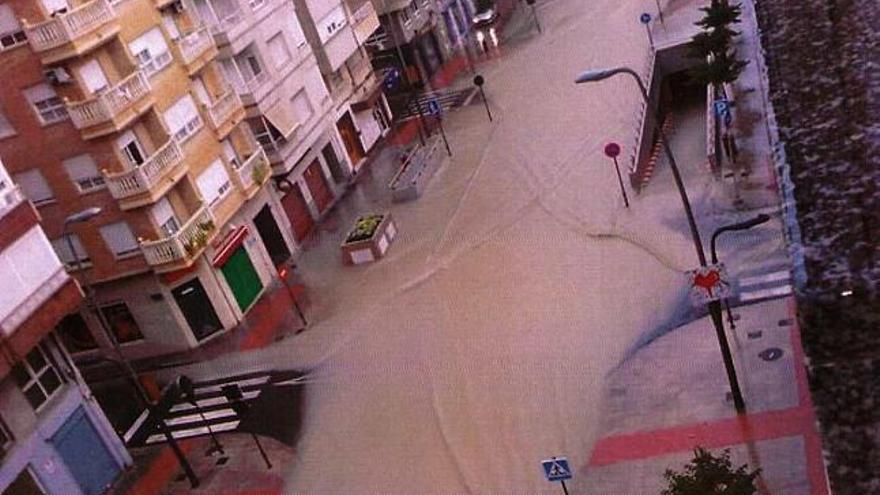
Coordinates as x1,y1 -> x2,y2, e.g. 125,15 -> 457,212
169,391 -> 259,412
164,408 -> 237,426
739,270 -> 790,286
739,284 -> 793,302
124,409 -> 151,443
197,376 -> 270,393
145,421 -> 240,445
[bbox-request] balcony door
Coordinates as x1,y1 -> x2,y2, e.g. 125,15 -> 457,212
78,59 -> 109,95
117,130 -> 146,168
172,277 -> 223,341
150,197 -> 181,236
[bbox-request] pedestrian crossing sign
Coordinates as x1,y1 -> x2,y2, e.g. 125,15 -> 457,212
541,457 -> 573,482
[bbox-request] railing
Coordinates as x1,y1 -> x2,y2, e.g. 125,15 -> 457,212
24,0 -> 116,52
364,31 -> 390,50
206,91 -> 242,129
245,71 -> 269,92
176,26 -> 214,65
235,149 -> 268,190
0,185 -> 25,220
140,206 -> 216,267
67,71 -> 151,130
209,8 -> 245,35
104,141 -> 183,199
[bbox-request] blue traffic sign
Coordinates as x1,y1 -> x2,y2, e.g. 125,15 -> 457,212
427,99 -> 441,116
384,68 -> 401,90
713,99 -> 729,117
541,457 -> 572,482
639,12 -> 652,24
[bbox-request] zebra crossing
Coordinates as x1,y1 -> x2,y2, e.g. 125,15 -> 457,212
124,370 -> 305,447
732,265 -> 794,305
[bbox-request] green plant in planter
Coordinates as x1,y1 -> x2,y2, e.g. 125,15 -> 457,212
346,214 -> 384,243
662,448 -> 760,494
251,163 -> 269,185
184,220 -> 216,255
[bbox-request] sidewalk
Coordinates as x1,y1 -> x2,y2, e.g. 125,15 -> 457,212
580,296 -> 829,493
110,433 -> 293,495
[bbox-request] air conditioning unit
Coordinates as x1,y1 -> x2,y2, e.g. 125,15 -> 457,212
44,67 -> 73,85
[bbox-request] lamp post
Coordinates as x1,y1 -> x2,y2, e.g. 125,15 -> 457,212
575,67 -> 747,413
711,214 -> 772,330
62,207 -> 200,487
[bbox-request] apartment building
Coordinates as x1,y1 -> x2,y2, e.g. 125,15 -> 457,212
291,0 -> 391,172
0,0 -> 300,362
0,157 -> 131,495
192,0 -> 360,244
366,0 -> 473,96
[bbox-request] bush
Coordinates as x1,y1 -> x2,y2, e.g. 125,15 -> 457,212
662,448 -> 760,495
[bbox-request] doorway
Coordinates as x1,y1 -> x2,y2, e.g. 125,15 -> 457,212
253,205 -> 291,267
336,112 -> 366,165
220,247 -> 263,311
51,408 -> 121,495
172,277 -> 223,340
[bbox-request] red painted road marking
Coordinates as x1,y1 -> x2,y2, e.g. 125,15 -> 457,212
587,299 -> 829,494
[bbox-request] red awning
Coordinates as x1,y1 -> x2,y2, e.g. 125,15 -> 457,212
211,226 -> 249,267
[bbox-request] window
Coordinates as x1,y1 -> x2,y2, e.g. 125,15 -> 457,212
99,222 -> 140,258
77,59 -> 109,94
0,416 -> 12,459
163,95 -> 203,143
63,154 -> 105,193
100,302 -> 143,343
51,234 -> 90,268
196,159 -> 232,207
0,108 -> 15,139
0,5 -> 27,52
24,84 -> 68,125
291,90 -> 313,123
13,169 -> 55,206
117,131 -> 146,167
11,343 -> 63,410
129,27 -> 172,77
57,313 -> 99,353
2,468 -> 46,495
150,198 -> 180,236
266,33 -> 290,69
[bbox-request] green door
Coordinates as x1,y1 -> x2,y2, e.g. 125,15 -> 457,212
221,247 -> 263,311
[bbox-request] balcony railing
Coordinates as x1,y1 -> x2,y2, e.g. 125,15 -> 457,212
104,141 -> 184,200
140,206 -> 217,268
175,26 -> 215,66
24,0 -> 116,52
67,71 -> 151,130
206,91 -> 243,131
234,148 -> 269,191
208,8 -> 245,35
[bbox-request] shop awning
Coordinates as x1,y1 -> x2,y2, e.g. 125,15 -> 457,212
263,103 -> 300,139
351,79 -> 383,112
211,226 -> 249,267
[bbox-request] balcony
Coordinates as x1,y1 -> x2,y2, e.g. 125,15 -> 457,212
103,141 -> 186,210
23,0 -> 119,65
349,0 -> 380,45
0,185 -> 25,221
231,148 -> 270,199
66,71 -> 155,140
204,91 -> 245,138
140,206 -> 218,273
172,27 -> 218,75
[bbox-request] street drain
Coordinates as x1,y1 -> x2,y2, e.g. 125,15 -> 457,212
747,330 -> 763,339
778,318 -> 793,327
759,347 -> 784,361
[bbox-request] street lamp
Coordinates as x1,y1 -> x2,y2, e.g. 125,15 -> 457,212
575,66 -> 748,413
711,214 -> 772,329
62,207 -> 200,487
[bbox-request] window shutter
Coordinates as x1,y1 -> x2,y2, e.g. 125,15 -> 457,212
196,160 -> 230,205
0,5 -> 20,34
291,91 -> 313,123
128,27 -> 168,60
63,154 -> 99,180
14,169 -> 54,203
267,33 -> 290,68
24,83 -> 57,103
51,234 -> 87,264
163,95 -> 198,134
99,222 -> 139,256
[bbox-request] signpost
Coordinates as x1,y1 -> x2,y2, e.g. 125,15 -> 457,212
178,375 -> 226,457
541,457 -> 572,495
686,263 -> 731,305
639,13 -> 654,49
473,75 -> 493,122
526,0 -> 541,33
427,99 -> 452,156
603,142 -> 630,208
221,384 -> 273,469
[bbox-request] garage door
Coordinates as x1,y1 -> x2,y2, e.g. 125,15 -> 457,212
304,159 -> 334,214
281,185 -> 314,242
220,247 -> 263,311
51,407 -> 120,495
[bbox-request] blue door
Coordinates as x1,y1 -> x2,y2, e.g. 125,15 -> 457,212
51,407 -> 120,495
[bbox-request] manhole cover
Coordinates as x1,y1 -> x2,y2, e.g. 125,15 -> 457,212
747,330 -> 763,340
759,347 -> 784,361
778,318 -> 793,327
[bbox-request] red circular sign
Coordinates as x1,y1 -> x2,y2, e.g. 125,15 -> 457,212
604,142 -> 621,158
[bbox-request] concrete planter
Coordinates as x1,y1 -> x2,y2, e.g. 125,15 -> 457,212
389,137 -> 443,202
341,213 -> 397,265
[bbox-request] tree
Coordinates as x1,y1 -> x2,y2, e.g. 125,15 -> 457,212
662,448 -> 761,495
688,0 -> 748,180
